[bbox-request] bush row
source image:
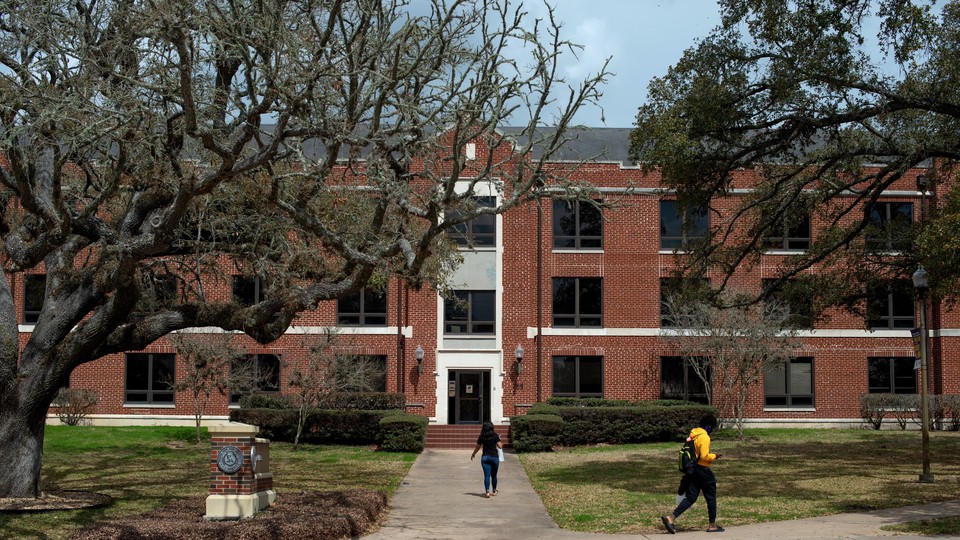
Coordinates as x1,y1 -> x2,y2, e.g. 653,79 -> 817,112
860,393 -> 960,430
237,392 -> 405,411
510,401 -> 718,451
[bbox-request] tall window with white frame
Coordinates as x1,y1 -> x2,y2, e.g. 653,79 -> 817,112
553,199 -> 603,249
552,356 -> 603,398
124,353 -> 175,404
764,357 -> 814,407
552,277 -> 602,327
232,275 -> 266,307
230,353 -> 281,405
660,356 -> 710,404
447,196 -> 496,248
444,290 -> 495,335
22,274 -> 46,324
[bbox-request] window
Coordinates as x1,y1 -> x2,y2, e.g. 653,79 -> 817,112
125,353 -> 175,404
660,357 -> 710,404
867,280 -> 914,329
660,200 -> 709,250
230,354 -> 281,404
764,357 -> 814,407
232,276 -> 266,307
763,279 -> 814,329
552,356 -> 603,397
335,355 -> 387,392
868,357 -> 917,394
553,200 -> 602,249
444,290 -> 495,334
448,196 -> 496,248
865,202 -> 913,252
23,274 -> 46,324
552,278 -> 602,327
660,277 -> 711,328
338,288 -> 388,326
136,274 -> 178,315
763,214 -> 811,251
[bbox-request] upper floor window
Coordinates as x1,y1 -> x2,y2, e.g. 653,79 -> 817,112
764,357 -> 814,407
125,353 -> 175,404
553,200 -> 602,249
867,357 -> 916,394
552,355 -> 603,397
448,196 -> 496,248
763,213 -> 811,251
552,277 -> 602,327
23,274 -> 46,324
230,353 -> 281,404
866,280 -> 914,329
763,279 -> 814,329
136,274 -> 178,315
660,356 -> 710,404
660,200 -> 709,250
338,288 -> 388,326
865,202 -> 913,252
444,290 -> 495,335
232,276 -> 266,307
335,354 -> 388,392
660,277 -> 711,328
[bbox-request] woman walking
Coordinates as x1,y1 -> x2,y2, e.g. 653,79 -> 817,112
470,421 -> 503,498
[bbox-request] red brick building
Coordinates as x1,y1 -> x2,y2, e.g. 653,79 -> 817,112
32,128 -> 958,427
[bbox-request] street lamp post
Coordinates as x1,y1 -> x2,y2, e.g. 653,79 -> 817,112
912,266 -> 934,483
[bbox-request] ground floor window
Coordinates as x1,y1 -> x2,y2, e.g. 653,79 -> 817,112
660,356 -> 710,404
867,357 -> 916,394
764,357 -> 814,407
230,354 -> 281,404
335,354 -> 387,392
125,353 -> 175,404
552,356 -> 602,397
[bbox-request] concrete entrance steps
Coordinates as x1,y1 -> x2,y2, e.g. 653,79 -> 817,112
424,425 -> 512,449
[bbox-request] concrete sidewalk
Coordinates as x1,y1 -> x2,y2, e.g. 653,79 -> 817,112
364,449 -> 960,540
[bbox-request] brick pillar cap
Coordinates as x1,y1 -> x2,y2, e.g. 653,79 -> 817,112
208,422 -> 260,437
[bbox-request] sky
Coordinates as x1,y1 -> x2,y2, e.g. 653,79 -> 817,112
529,0 -> 723,128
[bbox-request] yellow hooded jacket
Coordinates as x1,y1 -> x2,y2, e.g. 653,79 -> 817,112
688,427 -> 716,467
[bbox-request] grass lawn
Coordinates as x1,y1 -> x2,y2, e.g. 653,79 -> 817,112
0,426 -> 417,540
520,428 -> 960,535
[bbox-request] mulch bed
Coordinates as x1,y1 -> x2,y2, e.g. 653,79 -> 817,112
0,491 -> 113,512
71,490 -> 389,540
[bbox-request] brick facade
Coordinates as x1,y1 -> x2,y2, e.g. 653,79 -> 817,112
34,129 -> 958,427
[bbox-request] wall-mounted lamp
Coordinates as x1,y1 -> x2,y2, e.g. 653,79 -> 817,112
515,343 -> 524,374
415,345 -> 424,374
917,175 -> 930,196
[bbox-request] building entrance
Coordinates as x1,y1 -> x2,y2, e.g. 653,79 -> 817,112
447,370 -> 491,424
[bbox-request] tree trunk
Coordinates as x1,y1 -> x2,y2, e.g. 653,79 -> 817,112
0,404 -> 47,498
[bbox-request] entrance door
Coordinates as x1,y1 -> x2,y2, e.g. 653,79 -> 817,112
448,370 -> 490,424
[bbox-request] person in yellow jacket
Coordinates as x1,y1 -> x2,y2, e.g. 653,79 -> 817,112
661,414 -> 723,534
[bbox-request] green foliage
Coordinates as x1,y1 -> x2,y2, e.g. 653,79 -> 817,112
238,393 -> 294,410
376,414 -> 428,453
321,392 -> 406,411
545,397 -> 699,408
523,403 -> 718,447
510,414 -> 563,452
229,407 -> 402,445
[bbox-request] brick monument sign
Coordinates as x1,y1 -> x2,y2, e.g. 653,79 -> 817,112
205,422 -> 276,520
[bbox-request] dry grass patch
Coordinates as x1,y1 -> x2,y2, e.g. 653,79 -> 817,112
520,429 -> 960,534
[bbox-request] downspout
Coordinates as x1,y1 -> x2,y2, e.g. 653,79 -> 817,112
536,198 -> 543,403
396,281 -> 404,394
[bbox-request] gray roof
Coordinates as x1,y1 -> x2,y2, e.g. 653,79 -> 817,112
501,127 -> 634,164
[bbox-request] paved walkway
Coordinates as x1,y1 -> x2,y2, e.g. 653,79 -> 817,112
365,449 -> 960,540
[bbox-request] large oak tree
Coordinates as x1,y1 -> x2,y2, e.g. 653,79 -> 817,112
631,0 -> 960,307
0,0 -> 608,498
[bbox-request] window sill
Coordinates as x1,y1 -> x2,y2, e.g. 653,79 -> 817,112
551,249 -> 604,254
763,407 -> 815,412
763,250 -> 808,255
123,403 -> 176,409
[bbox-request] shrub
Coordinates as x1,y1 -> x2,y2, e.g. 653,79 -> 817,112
943,394 -> 960,431
510,414 -> 563,452
238,393 -> 294,410
229,408 -> 299,440
51,388 -> 98,426
321,392 -> 406,410
377,414 -> 427,452
229,408 -> 400,444
860,393 -> 897,430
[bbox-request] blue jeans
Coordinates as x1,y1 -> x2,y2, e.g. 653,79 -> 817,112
480,455 -> 500,493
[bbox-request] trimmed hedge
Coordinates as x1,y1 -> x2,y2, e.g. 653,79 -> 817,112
320,392 -> 406,411
509,414 -> 563,452
545,397 -> 698,408
515,402 -> 718,448
377,414 -> 428,452
230,408 -> 402,444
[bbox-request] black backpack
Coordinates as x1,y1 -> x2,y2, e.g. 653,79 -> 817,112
677,435 -> 700,474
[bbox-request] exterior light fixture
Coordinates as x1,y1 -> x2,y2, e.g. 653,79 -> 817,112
415,345 -> 424,374
917,175 -> 930,195
912,266 -> 934,483
515,343 -> 524,374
